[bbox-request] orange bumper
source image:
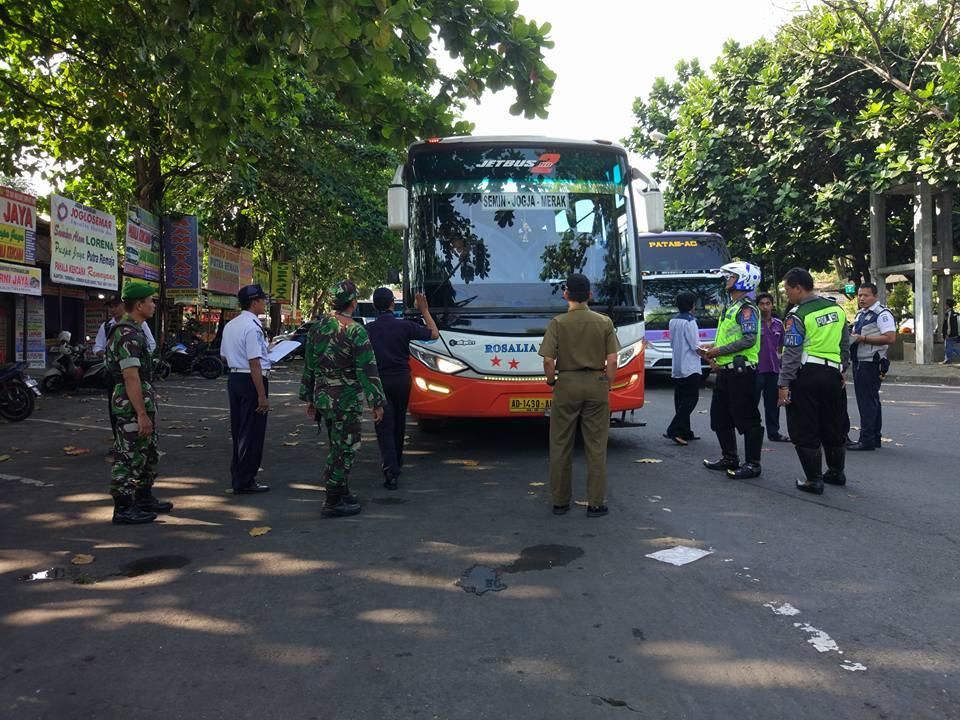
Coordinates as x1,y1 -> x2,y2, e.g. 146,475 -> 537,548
408,348 -> 645,419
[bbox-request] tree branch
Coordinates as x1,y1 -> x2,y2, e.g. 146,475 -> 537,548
815,67 -> 871,91
908,0 -> 957,91
0,74 -> 87,123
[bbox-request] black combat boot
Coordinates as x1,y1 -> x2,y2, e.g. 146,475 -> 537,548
112,494 -> 157,525
822,445 -> 847,486
728,427 -> 764,479
383,468 -> 399,491
321,486 -> 362,518
704,428 -> 739,471
795,446 -> 824,495
135,487 -> 174,513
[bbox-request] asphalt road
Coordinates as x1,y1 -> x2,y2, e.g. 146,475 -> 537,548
1,364 -> 958,720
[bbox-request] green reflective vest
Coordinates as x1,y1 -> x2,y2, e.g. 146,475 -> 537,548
788,298 -> 844,363
714,298 -> 760,367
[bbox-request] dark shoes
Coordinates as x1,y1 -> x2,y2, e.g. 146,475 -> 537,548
769,433 -> 791,442
704,456 -> 740,471
234,483 -> 270,494
586,505 -> 608,517
796,477 -> 824,494
112,496 -> 156,525
135,488 -> 173,513
322,488 -> 361,518
846,442 -> 875,451
727,462 -> 761,479
552,504 -> 570,515
383,474 -> 399,491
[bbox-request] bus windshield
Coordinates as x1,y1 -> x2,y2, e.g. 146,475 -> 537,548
407,145 -> 638,311
640,233 -> 730,274
643,276 -> 725,330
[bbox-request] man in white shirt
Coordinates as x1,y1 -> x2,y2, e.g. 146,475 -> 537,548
664,291 -> 702,445
221,284 -> 272,494
848,283 -> 896,451
93,296 -> 157,355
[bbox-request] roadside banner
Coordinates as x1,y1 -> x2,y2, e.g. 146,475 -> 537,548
50,194 -> 118,290
14,295 -> 45,368
162,214 -> 200,300
125,205 -> 161,282
207,238 -> 240,295
0,261 -> 41,296
0,187 -> 37,265
254,266 -> 271,293
238,248 -> 254,287
271,261 -> 293,303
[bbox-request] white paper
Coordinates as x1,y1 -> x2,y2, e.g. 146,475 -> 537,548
645,545 -> 713,566
268,340 -> 302,362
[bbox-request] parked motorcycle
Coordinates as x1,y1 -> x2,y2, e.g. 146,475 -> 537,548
0,361 -> 41,421
42,332 -> 111,393
156,341 -> 223,380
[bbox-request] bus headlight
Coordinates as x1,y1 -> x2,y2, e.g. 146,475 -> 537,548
410,345 -> 468,374
617,340 -> 645,369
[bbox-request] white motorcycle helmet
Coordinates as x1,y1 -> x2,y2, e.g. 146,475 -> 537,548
57,330 -> 72,344
720,261 -> 761,292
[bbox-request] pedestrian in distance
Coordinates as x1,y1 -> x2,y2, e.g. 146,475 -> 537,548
93,295 -> 157,357
664,291 -> 702,446
104,281 -> 172,524
701,261 -> 765,480
221,284 -> 272,494
941,298 -> 960,365
755,292 -> 790,442
847,283 -> 896,451
299,280 -> 386,517
365,287 -> 439,490
777,267 -> 851,494
539,273 -> 619,518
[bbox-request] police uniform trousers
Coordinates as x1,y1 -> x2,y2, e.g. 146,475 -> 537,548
786,364 -> 848,451
549,371 -> 609,508
375,372 -> 412,479
228,373 -> 269,491
711,367 -> 763,457
852,359 -> 882,447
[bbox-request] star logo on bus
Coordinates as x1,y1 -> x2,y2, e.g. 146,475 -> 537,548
490,355 -> 501,367
508,358 -> 519,369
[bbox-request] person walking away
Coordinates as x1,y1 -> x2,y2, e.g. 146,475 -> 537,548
701,262 -> 765,479
104,282 -> 172,524
847,283 -> 896,451
777,268 -> 851,494
755,292 -> 789,442
539,274 -> 619,518
221,284 -> 272,494
941,298 -> 960,365
299,280 -> 386,517
664,291 -> 701,445
365,287 -> 439,490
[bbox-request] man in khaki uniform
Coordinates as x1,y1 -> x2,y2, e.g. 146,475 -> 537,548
539,273 -> 619,517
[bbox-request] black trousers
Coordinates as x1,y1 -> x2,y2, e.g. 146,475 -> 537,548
853,360 -> 882,447
786,364 -> 848,450
375,373 -> 412,478
711,368 -> 762,435
666,374 -> 700,440
228,374 -> 269,490
755,371 -> 783,438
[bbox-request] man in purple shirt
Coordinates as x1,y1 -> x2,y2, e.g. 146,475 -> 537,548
755,292 -> 789,442
365,288 -> 439,489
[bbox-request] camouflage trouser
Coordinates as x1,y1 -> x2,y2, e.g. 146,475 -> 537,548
320,409 -> 362,489
110,413 -> 159,498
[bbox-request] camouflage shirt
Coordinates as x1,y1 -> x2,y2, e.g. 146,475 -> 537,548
105,316 -> 156,417
299,315 -> 386,412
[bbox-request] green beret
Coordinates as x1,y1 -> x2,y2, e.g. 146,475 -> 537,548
121,281 -> 156,301
331,279 -> 358,306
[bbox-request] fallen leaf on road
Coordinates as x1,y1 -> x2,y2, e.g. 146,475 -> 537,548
910,413 -> 920,416
71,554 -> 94,565
287,432 -> 300,437
529,482 -> 545,487
63,446 -> 90,456
202,427 -> 211,431
461,460 -> 479,466
881,438 -> 893,443
574,500 -> 588,507
282,441 -> 299,447
185,443 -> 205,448
633,458 -> 663,464
0,455 -> 11,463
895,443 -> 904,447
249,526 -> 271,537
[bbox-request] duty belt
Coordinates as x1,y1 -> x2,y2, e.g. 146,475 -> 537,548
801,354 -> 841,370
717,362 -> 756,371
229,368 -> 271,378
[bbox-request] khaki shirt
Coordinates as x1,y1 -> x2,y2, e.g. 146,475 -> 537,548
539,305 -> 619,371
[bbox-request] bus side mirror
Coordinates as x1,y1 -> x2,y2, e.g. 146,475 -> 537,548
637,188 -> 664,234
387,165 -> 408,231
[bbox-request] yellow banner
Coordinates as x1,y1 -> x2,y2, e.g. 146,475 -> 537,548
270,262 -> 293,303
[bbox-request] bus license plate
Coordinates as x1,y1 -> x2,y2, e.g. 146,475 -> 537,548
509,397 -> 551,413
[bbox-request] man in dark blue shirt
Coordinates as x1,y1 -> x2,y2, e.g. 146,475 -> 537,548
366,288 -> 439,489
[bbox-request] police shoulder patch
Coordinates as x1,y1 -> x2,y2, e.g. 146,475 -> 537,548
737,304 -> 759,334
783,314 -> 805,347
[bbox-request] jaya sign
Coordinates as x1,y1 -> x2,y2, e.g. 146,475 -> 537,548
125,206 -> 161,282
0,260 -> 41,296
0,187 -> 37,265
50,195 -> 118,290
207,238 -> 240,295
162,214 -> 200,295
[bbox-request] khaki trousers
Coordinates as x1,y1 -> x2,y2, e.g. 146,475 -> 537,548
549,371 -> 610,507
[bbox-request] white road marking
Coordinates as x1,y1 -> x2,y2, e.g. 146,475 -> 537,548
25,417 -> 184,437
840,661 -> 867,671
763,602 -> 800,616
793,622 -> 840,653
0,473 -> 53,488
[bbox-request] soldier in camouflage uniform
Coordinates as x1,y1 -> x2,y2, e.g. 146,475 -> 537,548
299,280 -> 386,517
104,282 -> 173,525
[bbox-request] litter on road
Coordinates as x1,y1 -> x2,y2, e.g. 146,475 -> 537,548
645,545 -> 713,566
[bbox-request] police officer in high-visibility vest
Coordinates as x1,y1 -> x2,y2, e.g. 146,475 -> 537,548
701,261 -> 765,480
777,267 -> 851,494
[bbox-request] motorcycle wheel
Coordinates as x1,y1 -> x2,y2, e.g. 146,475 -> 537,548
0,380 -> 35,421
42,374 -> 64,394
198,356 -> 223,380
